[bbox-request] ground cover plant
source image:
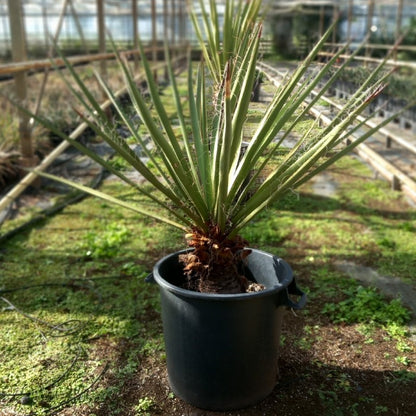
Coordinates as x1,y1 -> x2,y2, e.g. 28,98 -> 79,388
1,143 -> 415,415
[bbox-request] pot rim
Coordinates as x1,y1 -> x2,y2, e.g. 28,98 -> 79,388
152,248 -> 292,301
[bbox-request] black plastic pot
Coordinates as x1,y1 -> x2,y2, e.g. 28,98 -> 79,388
149,248 -> 306,410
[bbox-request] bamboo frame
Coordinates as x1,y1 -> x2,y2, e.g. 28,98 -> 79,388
0,0 -> 190,214
0,57 -> 186,214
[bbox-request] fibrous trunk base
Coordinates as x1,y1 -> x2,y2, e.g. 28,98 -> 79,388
179,229 -> 263,294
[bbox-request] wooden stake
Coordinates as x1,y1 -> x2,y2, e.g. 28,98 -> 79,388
394,0 -> 404,60
163,0 -> 168,80
347,0 -> 353,43
33,0 -> 71,123
132,0 -> 139,71
96,0 -> 107,78
365,0 -> 375,58
171,0 -> 176,51
7,0 -> 33,162
151,0 -> 157,80
68,0 -> 89,54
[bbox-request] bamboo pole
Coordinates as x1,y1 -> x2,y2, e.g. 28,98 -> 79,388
0,51 -> 119,76
366,0 -> 375,33
178,0 -> 184,44
317,51 -> 416,70
0,124 -> 88,214
331,3 -> 338,45
42,0 -> 49,51
0,46 -> 175,77
319,6 -> 324,39
151,0 -> 157,80
49,0 -> 70,51
7,0 -> 34,164
394,0 -> 404,60
395,0 -> 404,39
347,0 -> 353,43
96,0 -> 107,78
33,0 -> 71,124
31,0 -> 92,129
171,0 -> 176,49
1,4 -> 11,52
68,0 -> 89,53
365,0 -> 375,58
324,42 -> 416,53
132,0 -> 139,71
163,0 -> 168,80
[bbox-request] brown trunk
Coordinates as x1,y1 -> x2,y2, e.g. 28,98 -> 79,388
179,228 -> 252,294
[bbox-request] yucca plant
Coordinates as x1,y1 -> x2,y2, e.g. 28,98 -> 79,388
29,0 -> 405,293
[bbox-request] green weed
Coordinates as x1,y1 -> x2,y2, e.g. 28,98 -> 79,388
322,285 -> 410,327
385,322 -> 409,339
396,340 -> 413,353
135,397 -> 156,415
387,370 -> 416,384
395,356 -> 411,366
83,222 -> 131,258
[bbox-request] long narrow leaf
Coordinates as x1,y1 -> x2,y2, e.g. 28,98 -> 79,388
115,47 -> 210,221
215,63 -> 233,229
34,169 -> 189,231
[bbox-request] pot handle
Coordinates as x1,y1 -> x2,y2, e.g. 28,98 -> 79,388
285,279 -> 307,310
145,273 -> 155,284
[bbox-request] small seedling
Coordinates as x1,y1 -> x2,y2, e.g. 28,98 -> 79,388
135,397 -> 156,415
